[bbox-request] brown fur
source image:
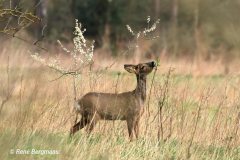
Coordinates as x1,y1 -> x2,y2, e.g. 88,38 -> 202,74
70,61 -> 156,141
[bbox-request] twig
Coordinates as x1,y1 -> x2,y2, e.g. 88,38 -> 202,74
0,7 -> 47,52
1,30 -> 48,51
0,9 -> 41,23
147,67 -> 157,116
152,67 -> 174,123
186,87 -> 211,159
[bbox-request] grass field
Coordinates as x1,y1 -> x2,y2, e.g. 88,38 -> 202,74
0,44 -> 240,160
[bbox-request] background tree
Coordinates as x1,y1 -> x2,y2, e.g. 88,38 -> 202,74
1,0 -> 240,58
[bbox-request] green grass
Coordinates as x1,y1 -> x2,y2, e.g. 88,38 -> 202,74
0,129 -> 240,160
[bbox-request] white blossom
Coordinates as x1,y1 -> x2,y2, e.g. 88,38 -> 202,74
31,19 -> 95,75
143,19 -> 160,35
126,17 -> 160,52
147,16 -> 150,24
126,25 -> 135,36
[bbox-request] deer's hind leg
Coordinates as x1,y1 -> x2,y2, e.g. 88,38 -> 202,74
86,113 -> 100,134
70,115 -> 90,136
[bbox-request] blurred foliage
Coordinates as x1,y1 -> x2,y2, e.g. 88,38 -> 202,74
1,0 -> 240,57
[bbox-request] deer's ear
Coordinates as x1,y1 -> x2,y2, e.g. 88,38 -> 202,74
124,64 -> 137,73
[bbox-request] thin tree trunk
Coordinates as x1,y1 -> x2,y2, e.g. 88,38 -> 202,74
155,0 -> 160,19
35,0 -> 47,40
194,0 -> 200,57
172,0 -> 178,56
102,1 -> 112,54
194,0 -> 205,74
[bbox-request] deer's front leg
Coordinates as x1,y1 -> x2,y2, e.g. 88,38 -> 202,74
127,119 -> 134,141
70,117 -> 89,136
86,118 -> 98,134
134,117 -> 140,139
86,113 -> 99,134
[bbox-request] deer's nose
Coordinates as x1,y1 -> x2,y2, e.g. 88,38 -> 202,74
151,61 -> 157,67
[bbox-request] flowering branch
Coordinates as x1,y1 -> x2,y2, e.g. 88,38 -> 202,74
125,16 -> 160,56
126,16 -> 160,40
31,19 -> 94,77
31,19 -> 95,124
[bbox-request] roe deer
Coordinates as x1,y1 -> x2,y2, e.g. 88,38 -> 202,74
70,61 -> 156,140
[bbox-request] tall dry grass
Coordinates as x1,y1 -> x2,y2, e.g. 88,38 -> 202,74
0,42 -> 240,159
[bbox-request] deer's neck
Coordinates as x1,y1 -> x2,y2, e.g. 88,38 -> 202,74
135,74 -> 147,101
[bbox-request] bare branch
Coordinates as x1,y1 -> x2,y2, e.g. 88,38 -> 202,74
0,9 -> 41,23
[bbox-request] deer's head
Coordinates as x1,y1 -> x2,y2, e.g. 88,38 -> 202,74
124,61 -> 156,76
